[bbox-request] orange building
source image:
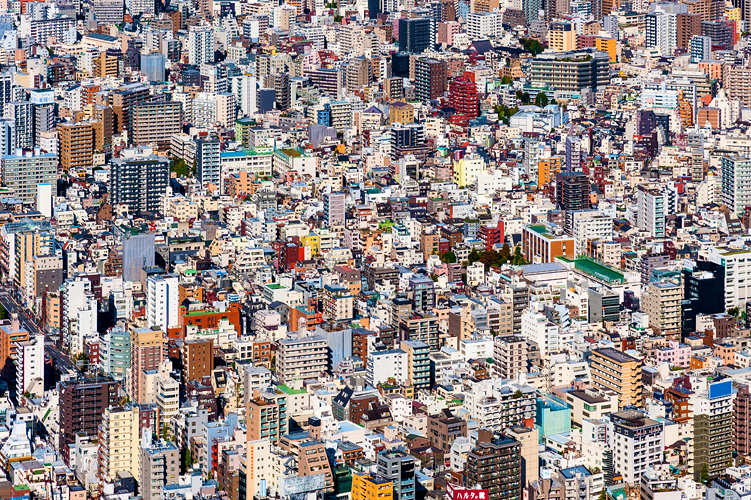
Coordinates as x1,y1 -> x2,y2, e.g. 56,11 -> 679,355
699,60 -> 723,80
521,224 -> 575,263
179,283 -> 205,304
538,157 -> 562,187
179,303 -> 241,338
678,91 -> 694,128
351,472 -> 393,500
252,340 -> 272,368
697,107 -> 721,129
596,37 -> 616,62
227,171 -> 254,198
0,317 -> 30,381
290,305 -> 323,332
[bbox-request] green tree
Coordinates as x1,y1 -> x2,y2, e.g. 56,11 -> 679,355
0,303 -> 8,320
729,307 -> 740,318
183,447 -> 192,473
535,92 -> 549,108
468,248 -> 482,264
440,251 -> 457,264
521,92 -> 530,104
171,157 -> 190,177
700,463 -> 709,484
500,243 -> 511,261
599,489 -> 607,500
520,38 -> 544,55
511,246 -> 528,265
501,75 -> 513,85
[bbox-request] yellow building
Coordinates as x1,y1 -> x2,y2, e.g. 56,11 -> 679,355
596,37 -> 617,62
97,406 -> 142,484
389,102 -> 414,125
352,472 -> 394,500
301,234 -> 321,255
726,6 -> 741,20
453,154 -> 486,188
538,157 -> 562,186
548,23 -> 575,52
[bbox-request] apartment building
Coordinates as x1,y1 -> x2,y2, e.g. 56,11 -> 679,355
493,336 -> 529,380
589,348 -> 643,408
131,102 -> 183,147
97,405 -> 141,484
463,430 -> 522,500
642,281 -> 682,335
694,379 -> 734,481
130,326 -> 164,404
59,377 -> 119,465
276,335 -> 328,384
139,439 -> 179,500
607,410 -> 664,484
182,338 -> 214,382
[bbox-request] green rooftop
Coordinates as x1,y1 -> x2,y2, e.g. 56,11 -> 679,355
573,257 -> 624,284
529,225 -> 551,237
280,148 -> 301,158
278,384 -> 308,395
267,284 -> 286,289
185,310 -> 221,317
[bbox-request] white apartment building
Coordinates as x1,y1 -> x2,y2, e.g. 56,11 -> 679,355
606,410 -> 664,485
146,274 -> 179,332
463,379 -> 537,431
459,338 -> 494,361
15,333 -> 44,396
466,12 -> 502,40
722,155 -> 751,216
155,375 -> 179,422
570,212 -> 613,256
708,246 -> 751,308
277,334 -> 329,384
521,306 -> 560,357
636,183 -> 666,239
550,358 -> 592,387
366,349 -> 408,387
188,27 -> 215,66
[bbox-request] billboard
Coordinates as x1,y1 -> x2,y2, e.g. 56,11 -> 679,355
708,379 -> 732,400
450,488 -> 489,500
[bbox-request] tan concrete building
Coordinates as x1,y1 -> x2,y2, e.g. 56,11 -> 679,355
131,102 -> 183,148
548,23 -> 576,51
506,426 -> 539,487
643,280 -> 682,335
97,405 -> 141,484
58,121 -> 103,170
589,347 -> 643,408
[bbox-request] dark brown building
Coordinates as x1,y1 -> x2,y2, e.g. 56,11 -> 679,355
555,172 -> 591,212
181,338 -> 214,382
332,386 -> 379,423
415,58 -> 447,103
677,13 -> 702,49
464,430 -> 522,500
111,84 -> 150,135
60,377 -> 119,465
734,384 -> 751,455
428,409 -> 467,453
